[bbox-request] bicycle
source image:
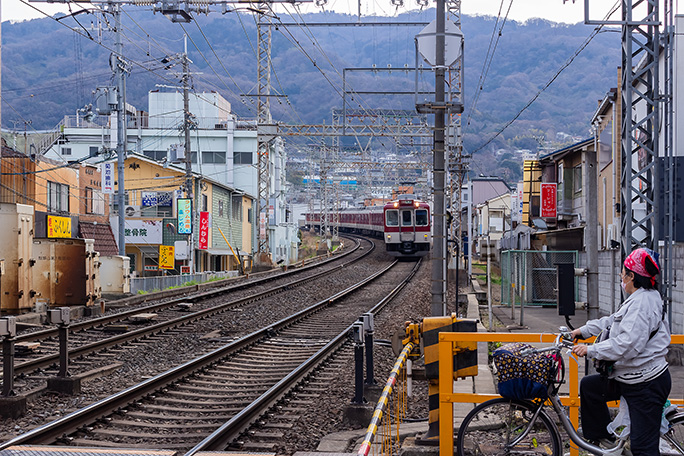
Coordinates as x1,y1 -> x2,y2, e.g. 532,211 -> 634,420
456,329 -> 684,456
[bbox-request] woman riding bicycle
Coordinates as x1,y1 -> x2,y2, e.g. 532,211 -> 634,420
571,247 -> 671,456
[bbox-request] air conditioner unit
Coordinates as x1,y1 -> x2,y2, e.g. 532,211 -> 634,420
124,205 -> 141,217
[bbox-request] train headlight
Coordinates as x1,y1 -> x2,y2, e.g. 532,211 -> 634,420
424,234 -> 428,240
387,234 -> 391,240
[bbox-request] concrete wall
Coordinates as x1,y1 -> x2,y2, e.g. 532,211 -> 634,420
577,246 -> 684,334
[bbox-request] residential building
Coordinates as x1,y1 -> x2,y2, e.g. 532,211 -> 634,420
43,89 -> 298,266
107,153 -> 254,276
476,192 -> 512,262
0,140 -> 117,254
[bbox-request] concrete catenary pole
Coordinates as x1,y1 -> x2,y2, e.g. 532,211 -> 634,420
430,0 -> 447,316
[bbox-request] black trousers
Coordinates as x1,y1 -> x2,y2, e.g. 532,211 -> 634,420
579,369 -> 671,456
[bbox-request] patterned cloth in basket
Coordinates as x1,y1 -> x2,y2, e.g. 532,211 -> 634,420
493,342 -> 556,400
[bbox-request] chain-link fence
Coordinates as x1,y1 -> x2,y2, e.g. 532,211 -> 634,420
501,250 -> 578,308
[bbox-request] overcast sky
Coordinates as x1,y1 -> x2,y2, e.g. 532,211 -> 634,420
2,0 -> 632,24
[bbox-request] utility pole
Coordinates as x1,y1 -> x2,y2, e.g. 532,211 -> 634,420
113,3 -> 128,257
182,36 -> 195,273
586,136 -> 599,320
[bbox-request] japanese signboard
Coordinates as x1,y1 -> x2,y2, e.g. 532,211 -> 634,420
122,220 -> 162,244
517,183 -> 524,222
260,212 -> 267,239
198,211 -> 210,250
141,192 -> 158,207
102,163 -> 114,194
47,215 -> 72,238
540,183 -> 557,218
159,245 -> 175,269
177,198 -> 192,234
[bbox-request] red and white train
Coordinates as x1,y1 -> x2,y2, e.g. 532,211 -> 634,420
305,195 -> 432,257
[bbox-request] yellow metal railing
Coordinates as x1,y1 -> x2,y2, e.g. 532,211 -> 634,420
438,332 -> 684,456
357,342 -> 413,456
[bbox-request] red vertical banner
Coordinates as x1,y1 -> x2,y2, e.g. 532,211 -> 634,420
540,183 -> 557,218
198,211 -> 209,250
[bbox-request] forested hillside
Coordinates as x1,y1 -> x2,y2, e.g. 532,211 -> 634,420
2,9 -> 620,182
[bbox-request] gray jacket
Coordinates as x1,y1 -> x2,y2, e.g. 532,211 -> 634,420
581,288 -> 670,381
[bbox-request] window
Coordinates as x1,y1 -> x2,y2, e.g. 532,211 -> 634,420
190,152 -> 197,164
234,151 -> 253,165
385,210 -> 399,227
85,187 -> 93,213
415,209 -> 428,226
85,187 -> 105,214
202,194 -> 208,212
62,147 -> 72,156
573,165 -> 583,194
202,151 -> 226,164
143,150 -> 167,161
89,146 -> 99,157
401,210 -> 412,226
112,193 -> 132,216
247,208 -> 253,223
232,197 -> 242,221
218,200 -> 224,217
48,181 -> 69,212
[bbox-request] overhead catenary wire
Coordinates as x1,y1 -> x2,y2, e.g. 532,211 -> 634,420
468,0 -> 621,155
465,0 -> 513,129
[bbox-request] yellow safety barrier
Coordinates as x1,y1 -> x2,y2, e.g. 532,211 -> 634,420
437,332 -> 684,456
357,342 -> 414,456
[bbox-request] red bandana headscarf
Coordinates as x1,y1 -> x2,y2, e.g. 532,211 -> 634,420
624,248 -> 660,286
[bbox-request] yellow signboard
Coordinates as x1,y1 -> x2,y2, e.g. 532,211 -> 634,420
47,215 -> 72,238
159,245 -> 175,270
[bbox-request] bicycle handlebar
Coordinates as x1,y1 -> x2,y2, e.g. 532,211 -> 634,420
518,329 -> 576,356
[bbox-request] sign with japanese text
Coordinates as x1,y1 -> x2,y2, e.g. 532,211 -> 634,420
516,182 -> 524,222
141,192 -> 158,207
511,191 -> 518,222
198,211 -> 210,250
102,163 -> 114,194
121,220 -> 162,244
159,245 -> 175,269
47,215 -> 72,238
540,182 -> 557,218
177,198 -> 192,234
260,212 -> 267,239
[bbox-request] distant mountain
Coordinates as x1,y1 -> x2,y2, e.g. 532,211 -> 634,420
1,9 -> 620,182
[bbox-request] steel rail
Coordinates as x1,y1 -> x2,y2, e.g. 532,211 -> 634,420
0,250 -> 398,450
185,258 -> 422,454
10,237 -> 372,375
12,237 -> 361,345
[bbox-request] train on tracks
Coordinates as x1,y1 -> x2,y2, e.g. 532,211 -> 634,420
305,195 -> 431,257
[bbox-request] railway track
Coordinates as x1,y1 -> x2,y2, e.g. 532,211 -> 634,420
0,256 -> 421,453
2,237 -> 370,389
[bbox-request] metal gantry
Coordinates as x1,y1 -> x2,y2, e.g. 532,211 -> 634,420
585,0 -> 673,316
446,0 -> 467,280
256,8 -> 274,260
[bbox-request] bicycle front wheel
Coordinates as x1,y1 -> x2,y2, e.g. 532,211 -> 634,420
662,413 -> 684,455
456,397 -> 562,456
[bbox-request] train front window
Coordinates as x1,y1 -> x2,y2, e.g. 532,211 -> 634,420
386,210 -> 399,226
415,209 -> 428,226
401,210 -> 412,226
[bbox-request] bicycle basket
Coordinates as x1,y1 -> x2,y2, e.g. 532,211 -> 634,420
493,342 -> 556,400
